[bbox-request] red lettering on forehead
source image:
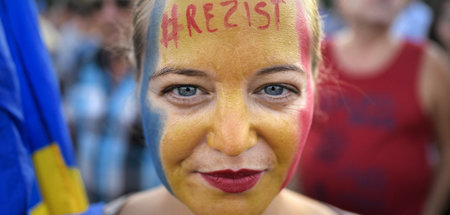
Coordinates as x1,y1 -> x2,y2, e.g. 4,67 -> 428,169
161,4 -> 183,48
254,2 -> 270,30
187,4 -> 202,37
295,0 -> 311,73
221,0 -> 239,28
160,1 -> 290,48
203,3 -> 218,32
244,2 -> 252,26
270,0 -> 286,30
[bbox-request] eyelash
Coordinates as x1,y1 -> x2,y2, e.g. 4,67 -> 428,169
160,85 -> 209,106
160,83 -> 300,106
254,84 -> 300,103
161,85 -> 198,95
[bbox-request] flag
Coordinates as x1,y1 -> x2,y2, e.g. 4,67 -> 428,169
0,0 -> 92,214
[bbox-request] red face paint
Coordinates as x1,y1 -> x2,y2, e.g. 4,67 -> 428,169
220,0 -> 239,28
186,4 -> 202,37
296,0 -> 311,72
254,2 -> 270,30
270,0 -> 286,30
203,3 -> 218,32
280,0 -> 313,189
161,4 -> 183,48
161,1 -> 291,48
244,2 -> 252,26
281,79 -> 314,189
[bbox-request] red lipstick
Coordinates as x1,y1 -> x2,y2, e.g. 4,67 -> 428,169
200,169 -> 263,193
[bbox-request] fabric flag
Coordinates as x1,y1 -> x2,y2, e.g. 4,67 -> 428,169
0,0 -> 93,214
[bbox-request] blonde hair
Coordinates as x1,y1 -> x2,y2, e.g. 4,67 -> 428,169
132,0 -> 322,79
303,0 -> 322,77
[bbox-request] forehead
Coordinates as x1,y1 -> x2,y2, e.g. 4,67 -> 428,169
153,0 -> 306,78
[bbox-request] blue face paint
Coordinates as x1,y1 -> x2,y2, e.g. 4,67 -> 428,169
140,0 -> 172,193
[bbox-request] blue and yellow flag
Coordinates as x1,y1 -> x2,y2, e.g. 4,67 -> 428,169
0,0 -> 93,214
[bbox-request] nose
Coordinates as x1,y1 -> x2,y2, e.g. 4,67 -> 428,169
207,87 -> 257,156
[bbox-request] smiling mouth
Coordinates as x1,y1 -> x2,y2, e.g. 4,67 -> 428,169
199,169 -> 264,193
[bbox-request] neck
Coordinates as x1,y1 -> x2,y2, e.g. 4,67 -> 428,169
333,21 -> 401,75
263,189 -> 339,215
343,22 -> 391,48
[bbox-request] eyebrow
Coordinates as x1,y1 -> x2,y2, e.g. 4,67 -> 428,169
152,64 -> 304,79
256,64 -> 305,76
151,67 -> 207,80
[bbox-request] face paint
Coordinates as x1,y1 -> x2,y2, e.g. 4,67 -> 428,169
140,0 -> 171,191
280,0 -> 313,189
140,0 -> 314,214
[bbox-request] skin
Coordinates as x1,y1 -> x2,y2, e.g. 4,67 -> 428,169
437,1 -> 450,52
119,0 -> 340,214
329,0 -> 450,214
337,0 -> 409,28
420,44 -> 450,215
121,186 -> 341,215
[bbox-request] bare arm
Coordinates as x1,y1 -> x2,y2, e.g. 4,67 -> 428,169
421,44 -> 450,215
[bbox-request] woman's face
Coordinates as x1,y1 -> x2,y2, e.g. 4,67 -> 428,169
140,0 -> 314,214
337,0 -> 409,26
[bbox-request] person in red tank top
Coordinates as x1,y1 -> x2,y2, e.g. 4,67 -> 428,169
298,0 -> 450,215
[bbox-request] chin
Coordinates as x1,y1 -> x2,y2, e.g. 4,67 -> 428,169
353,9 -> 396,27
171,171 -> 282,215
358,15 -> 394,28
186,198 -> 270,215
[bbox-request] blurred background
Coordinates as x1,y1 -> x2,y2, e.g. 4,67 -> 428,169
34,0 -> 449,212
36,0 -> 162,204
319,0 -> 447,45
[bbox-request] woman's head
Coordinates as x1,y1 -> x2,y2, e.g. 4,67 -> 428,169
133,0 -> 321,214
336,0 -> 409,28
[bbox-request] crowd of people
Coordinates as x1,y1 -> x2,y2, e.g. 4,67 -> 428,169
38,0 -> 161,203
35,0 -> 449,214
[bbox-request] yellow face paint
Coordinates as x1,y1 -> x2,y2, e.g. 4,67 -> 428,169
145,0 -> 314,214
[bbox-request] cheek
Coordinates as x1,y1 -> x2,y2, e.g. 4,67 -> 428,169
281,78 -> 314,188
140,104 -> 172,190
290,0 -> 314,188
253,84 -> 314,189
139,0 -> 168,191
159,112 -> 212,185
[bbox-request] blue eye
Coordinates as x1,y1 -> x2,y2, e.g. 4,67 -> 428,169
264,85 -> 285,96
176,86 -> 197,97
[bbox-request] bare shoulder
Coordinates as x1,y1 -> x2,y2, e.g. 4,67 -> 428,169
425,43 -> 450,67
422,42 -> 450,78
420,42 -> 450,114
117,186 -> 192,215
265,189 -> 358,215
115,186 -> 165,215
115,187 -> 357,215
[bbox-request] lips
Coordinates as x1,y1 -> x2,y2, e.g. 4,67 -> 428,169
200,169 -> 263,193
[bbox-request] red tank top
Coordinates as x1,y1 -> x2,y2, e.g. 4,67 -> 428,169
299,40 -> 434,215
